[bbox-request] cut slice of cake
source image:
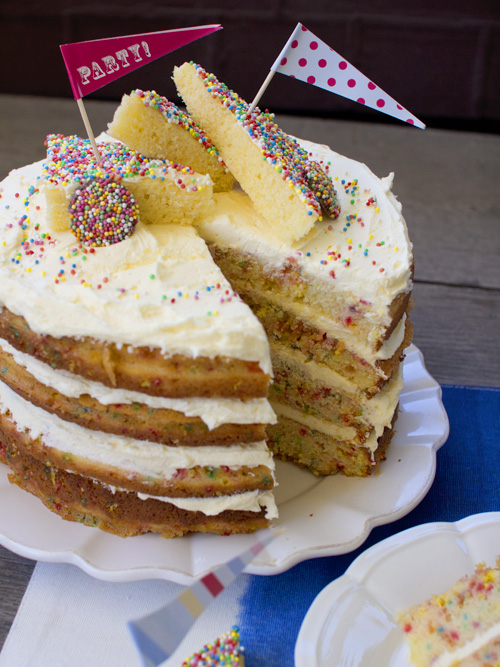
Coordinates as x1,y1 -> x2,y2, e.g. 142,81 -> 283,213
396,558 -> 500,667
107,89 -> 235,192
43,133 -> 214,231
0,151 -> 277,537
173,62 -> 340,245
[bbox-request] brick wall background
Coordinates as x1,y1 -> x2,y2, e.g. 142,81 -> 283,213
1,1 -> 499,132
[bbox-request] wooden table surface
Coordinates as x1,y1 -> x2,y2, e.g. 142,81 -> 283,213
0,94 -> 499,651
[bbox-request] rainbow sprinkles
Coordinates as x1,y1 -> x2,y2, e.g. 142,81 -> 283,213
42,133 -> 215,231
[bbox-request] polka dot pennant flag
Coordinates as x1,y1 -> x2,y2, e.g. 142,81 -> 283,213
271,23 -> 425,129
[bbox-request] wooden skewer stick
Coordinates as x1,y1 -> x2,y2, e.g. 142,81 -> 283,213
76,97 -> 102,164
248,68 -> 277,114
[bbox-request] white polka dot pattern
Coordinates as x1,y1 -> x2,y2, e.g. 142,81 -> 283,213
273,23 -> 425,129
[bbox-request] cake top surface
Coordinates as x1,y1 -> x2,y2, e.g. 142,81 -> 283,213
43,133 -> 210,191
196,139 -> 413,319
0,160 -> 271,372
183,62 -> 325,220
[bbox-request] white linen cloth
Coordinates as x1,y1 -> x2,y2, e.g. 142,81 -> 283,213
0,562 -> 248,667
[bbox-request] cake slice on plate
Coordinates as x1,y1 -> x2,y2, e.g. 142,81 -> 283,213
397,558 -> 500,666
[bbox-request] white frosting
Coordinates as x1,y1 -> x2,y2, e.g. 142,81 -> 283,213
135,489 -> 278,519
0,161 -> 271,374
0,380 -> 275,481
196,139 -> 412,355
0,338 -> 276,430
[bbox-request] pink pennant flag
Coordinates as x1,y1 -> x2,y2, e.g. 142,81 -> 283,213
255,22 -> 424,129
60,25 -> 222,100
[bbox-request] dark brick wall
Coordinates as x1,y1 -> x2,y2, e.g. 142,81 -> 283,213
1,1 -> 499,130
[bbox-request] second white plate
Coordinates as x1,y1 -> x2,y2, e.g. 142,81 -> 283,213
0,345 -> 449,583
295,512 -> 500,666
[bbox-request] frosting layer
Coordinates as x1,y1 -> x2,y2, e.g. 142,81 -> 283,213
0,338 -> 276,430
0,380 -> 275,480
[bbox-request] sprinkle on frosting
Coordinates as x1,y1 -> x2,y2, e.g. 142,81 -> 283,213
132,89 -> 229,169
69,177 -> 139,247
188,62 -> 337,221
182,626 -> 244,666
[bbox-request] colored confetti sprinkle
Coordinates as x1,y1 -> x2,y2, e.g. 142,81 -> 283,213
69,177 -> 139,247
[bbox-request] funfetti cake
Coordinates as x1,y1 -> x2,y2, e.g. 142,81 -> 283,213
107,89 -> 235,193
397,557 -> 500,666
0,139 -> 278,537
173,63 -> 413,476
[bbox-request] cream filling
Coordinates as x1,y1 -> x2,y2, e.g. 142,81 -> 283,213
271,367 -> 402,452
270,342 -> 404,425
103,480 -> 278,519
0,380 -> 275,480
135,489 -> 278,518
0,338 -> 276,430
431,622 -> 500,667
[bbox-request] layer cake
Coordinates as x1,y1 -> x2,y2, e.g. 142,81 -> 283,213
0,152 -> 277,537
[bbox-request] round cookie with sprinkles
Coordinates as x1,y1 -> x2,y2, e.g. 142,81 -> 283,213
304,160 -> 341,219
69,177 -> 139,247
182,626 -> 244,666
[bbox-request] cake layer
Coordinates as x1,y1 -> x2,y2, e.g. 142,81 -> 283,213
174,62 -> 327,244
218,287 -> 412,396
108,90 -> 235,192
1,443 -> 274,537
43,134 -> 214,230
0,307 -> 269,399
0,162 -> 272,377
0,339 -> 274,445
0,380 -> 275,498
269,348 -> 404,444
267,410 -> 395,476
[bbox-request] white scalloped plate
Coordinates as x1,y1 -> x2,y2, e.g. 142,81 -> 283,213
0,344 -> 448,584
295,512 -> 500,667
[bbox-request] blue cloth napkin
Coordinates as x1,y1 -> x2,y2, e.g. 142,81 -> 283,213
237,386 -> 500,667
